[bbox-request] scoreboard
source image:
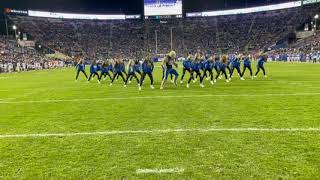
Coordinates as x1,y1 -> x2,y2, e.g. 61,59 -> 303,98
144,0 -> 183,19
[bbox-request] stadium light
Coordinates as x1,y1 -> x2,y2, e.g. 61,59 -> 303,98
12,25 -> 17,39
315,14 -> 319,33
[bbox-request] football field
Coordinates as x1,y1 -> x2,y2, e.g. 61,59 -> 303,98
0,62 -> 320,179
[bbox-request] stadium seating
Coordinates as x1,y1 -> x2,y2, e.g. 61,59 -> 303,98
0,35 -> 70,72
1,3 -> 320,73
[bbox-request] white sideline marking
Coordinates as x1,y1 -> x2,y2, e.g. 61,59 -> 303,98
0,76 -> 17,79
136,168 -> 185,174
0,92 -> 320,104
1,128 -> 320,139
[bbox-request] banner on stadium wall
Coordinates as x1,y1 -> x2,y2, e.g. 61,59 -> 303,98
303,0 -> 320,5
125,15 -> 141,19
296,31 -> 314,39
5,8 -> 140,20
17,40 -> 35,47
186,1 -> 302,17
28,10 -> 126,20
4,8 -> 28,15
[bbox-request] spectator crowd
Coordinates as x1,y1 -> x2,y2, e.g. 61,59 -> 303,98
1,3 -> 320,73
0,36 -> 71,73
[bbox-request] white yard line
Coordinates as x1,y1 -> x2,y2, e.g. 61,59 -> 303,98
1,128 -> 320,139
0,92 -> 320,104
0,98 -> 15,101
0,87 -> 79,92
136,168 -> 185,174
0,76 -> 17,79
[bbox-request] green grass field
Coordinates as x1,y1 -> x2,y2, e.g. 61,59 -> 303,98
1,62 -> 320,179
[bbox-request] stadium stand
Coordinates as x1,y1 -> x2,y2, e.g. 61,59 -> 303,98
0,35 -> 70,73
1,3 -> 320,73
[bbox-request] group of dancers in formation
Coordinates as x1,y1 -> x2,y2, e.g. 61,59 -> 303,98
75,50 -> 267,90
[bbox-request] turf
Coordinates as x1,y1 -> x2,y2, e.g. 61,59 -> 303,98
0,62 -> 320,179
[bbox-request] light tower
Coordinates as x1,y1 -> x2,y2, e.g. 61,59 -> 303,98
12,25 -> 17,39
314,14 -> 319,32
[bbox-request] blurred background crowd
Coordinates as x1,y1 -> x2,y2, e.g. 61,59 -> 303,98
1,3 -> 320,73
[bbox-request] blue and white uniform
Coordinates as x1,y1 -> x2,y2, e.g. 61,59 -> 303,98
180,56 -> 193,83
164,58 -> 179,80
201,56 -> 215,82
125,59 -> 141,85
110,60 -> 126,84
101,62 -> 113,80
230,56 -> 243,79
90,64 -> 97,73
255,56 -> 267,77
139,58 -> 154,89
242,56 -> 253,77
88,62 -> 101,82
75,62 -> 88,80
